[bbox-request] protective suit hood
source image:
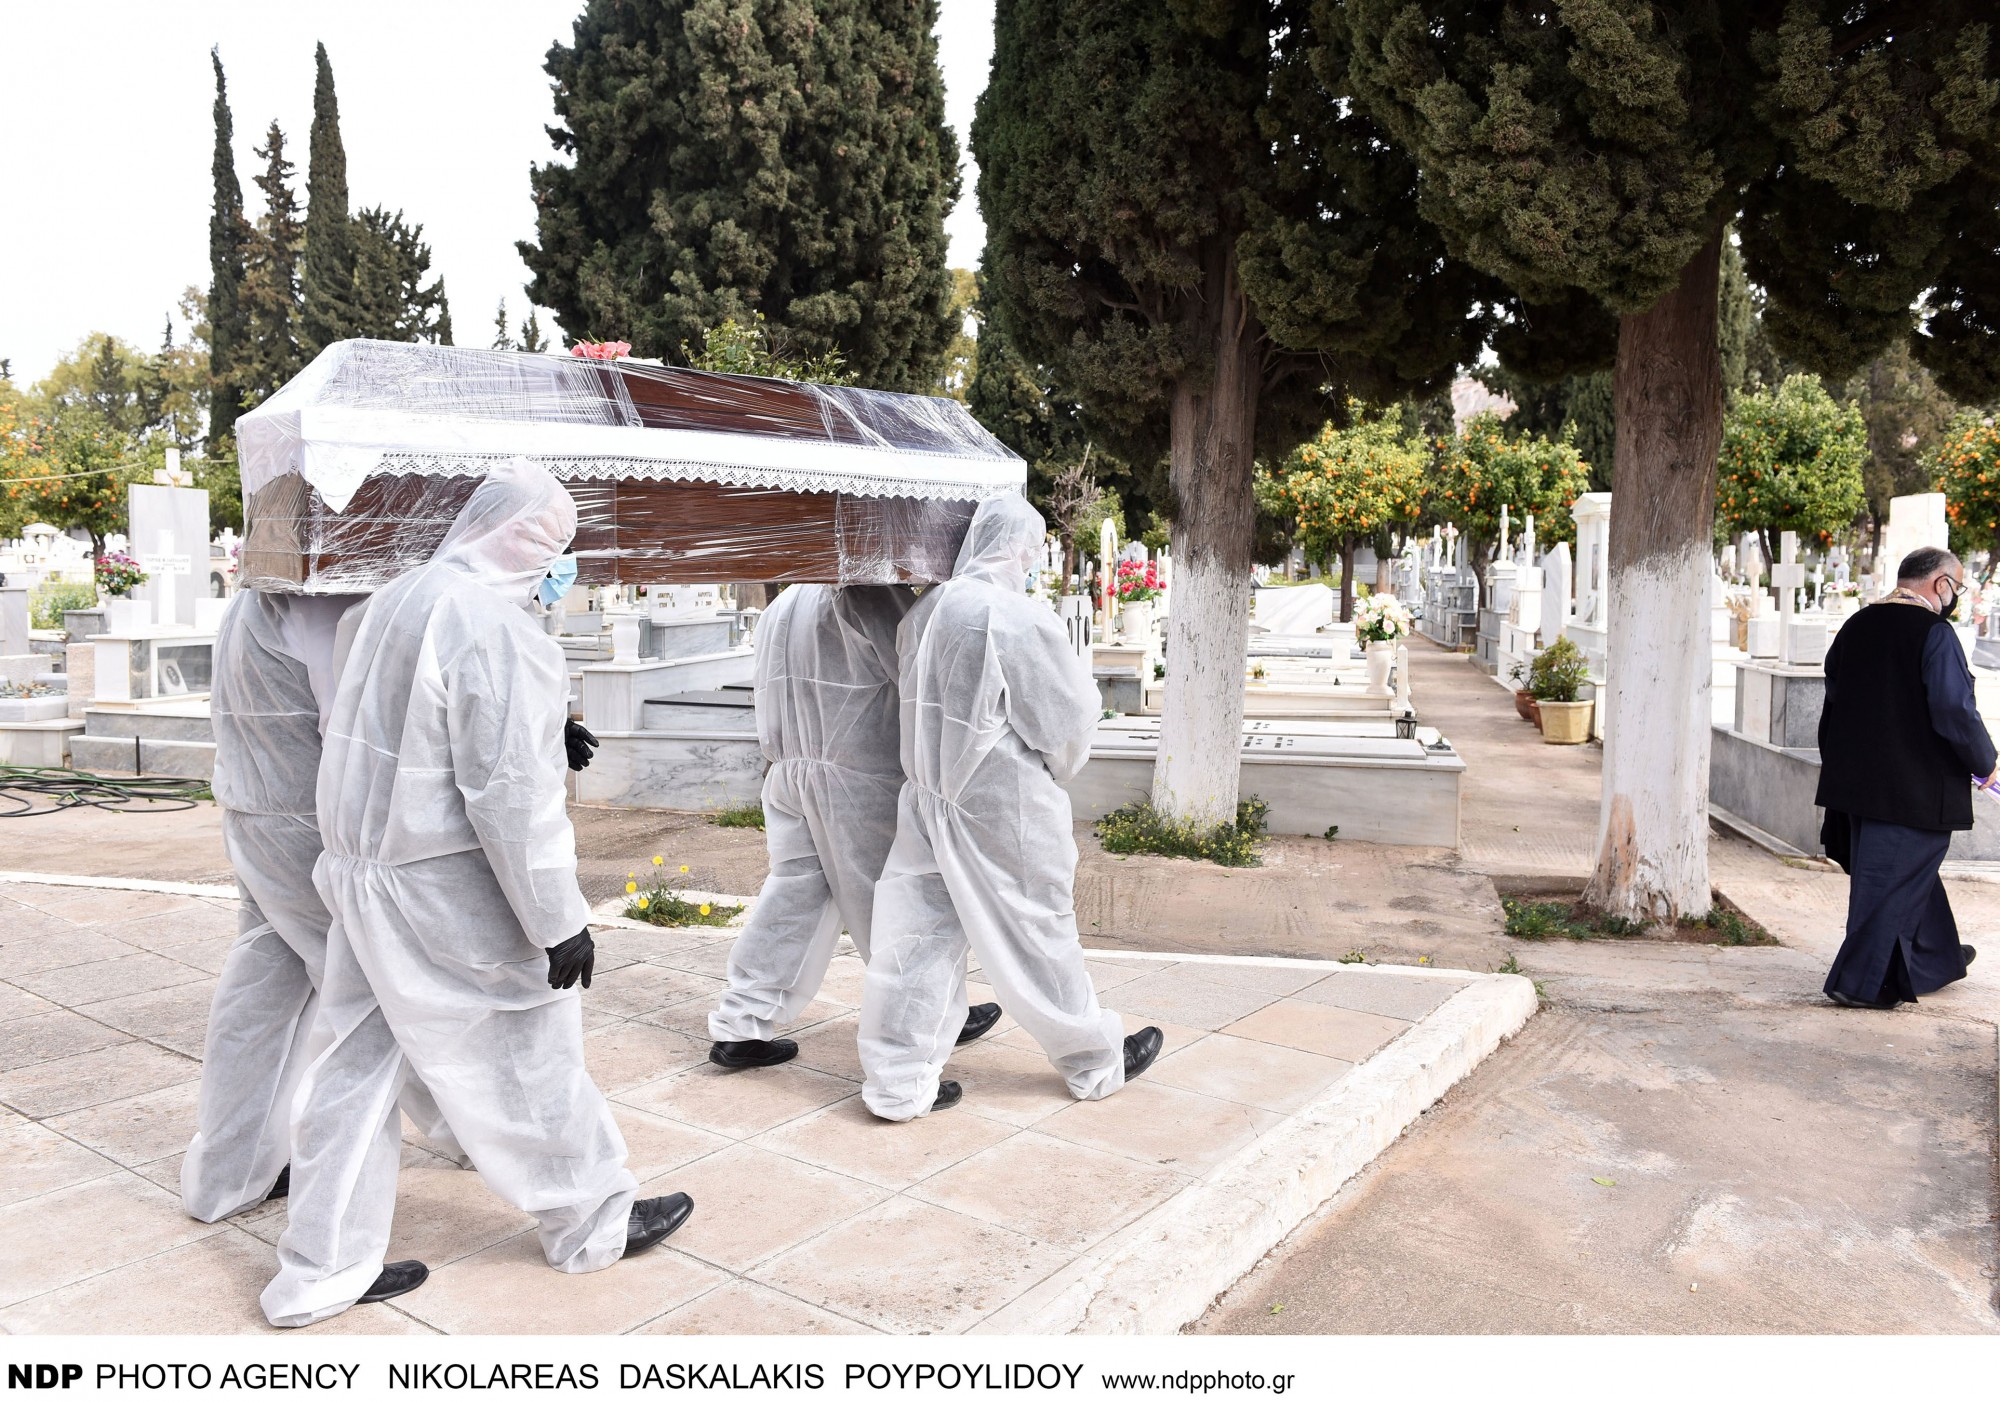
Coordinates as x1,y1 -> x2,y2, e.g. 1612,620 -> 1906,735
429,460 -> 577,601
952,494 -> 1043,590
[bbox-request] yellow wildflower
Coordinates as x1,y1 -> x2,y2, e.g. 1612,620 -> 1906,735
699,903 -> 712,916
625,881 -> 637,894
680,865 -> 689,874
637,897 -> 650,910
652,855 -> 664,866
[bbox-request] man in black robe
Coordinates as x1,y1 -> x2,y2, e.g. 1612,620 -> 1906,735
1818,546 -> 1998,1008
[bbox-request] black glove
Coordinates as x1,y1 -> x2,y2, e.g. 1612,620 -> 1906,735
547,928 -> 595,990
564,718 -> 600,771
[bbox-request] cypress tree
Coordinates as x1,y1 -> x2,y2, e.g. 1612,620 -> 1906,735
976,0 -> 1490,825
1324,0 -> 2000,919
491,300 -> 515,351
206,48 -> 251,447
300,41 -> 354,357
347,207 -> 452,344
238,122 -> 305,407
521,0 -> 960,390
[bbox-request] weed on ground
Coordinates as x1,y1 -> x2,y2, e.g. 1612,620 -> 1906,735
709,804 -> 766,830
1503,895 -> 1777,946
1094,797 -> 1269,867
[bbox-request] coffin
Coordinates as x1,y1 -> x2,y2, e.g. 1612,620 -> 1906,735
234,340 -> 1024,591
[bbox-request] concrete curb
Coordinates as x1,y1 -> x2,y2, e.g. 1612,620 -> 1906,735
0,870 -> 237,899
974,971 -> 1539,1334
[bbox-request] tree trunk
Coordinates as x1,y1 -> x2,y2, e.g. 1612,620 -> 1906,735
1339,538 -> 1356,622
1153,245 -> 1260,829
1583,226 -> 1725,922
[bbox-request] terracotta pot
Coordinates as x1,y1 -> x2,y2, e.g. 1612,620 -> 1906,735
1513,688 -> 1536,722
1539,698 -> 1593,744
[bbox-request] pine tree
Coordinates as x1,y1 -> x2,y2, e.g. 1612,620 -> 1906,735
206,48 -> 251,447
519,310 -> 548,354
238,122 -> 305,407
521,0 -> 961,390
347,207 -> 451,344
300,41 -> 354,357
491,300 -> 515,351
1325,0 -> 2000,919
976,1 -> 1491,825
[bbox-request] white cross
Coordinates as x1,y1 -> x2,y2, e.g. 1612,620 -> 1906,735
1498,504 -> 1511,559
1771,531 -> 1808,665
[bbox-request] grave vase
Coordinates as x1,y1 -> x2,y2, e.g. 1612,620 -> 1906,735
1364,640 -> 1394,697
1120,599 -> 1155,650
105,596 -> 146,634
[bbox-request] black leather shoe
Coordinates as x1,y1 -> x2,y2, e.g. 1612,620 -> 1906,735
266,1164 -> 290,1201
932,1080 -> 962,1111
1828,989 -> 1898,1010
1124,1026 -> 1165,1079
1964,945 -> 1978,967
708,1038 -> 798,1070
358,1260 -> 427,1304
956,1003 -> 1002,1045
625,1193 -> 694,1258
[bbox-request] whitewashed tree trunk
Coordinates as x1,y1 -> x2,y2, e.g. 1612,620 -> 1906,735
1584,228 -> 1724,921
1153,247 -> 1260,830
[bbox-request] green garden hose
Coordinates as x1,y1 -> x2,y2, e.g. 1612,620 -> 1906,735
0,765 -> 212,817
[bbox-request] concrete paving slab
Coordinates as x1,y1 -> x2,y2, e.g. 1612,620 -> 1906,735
0,877 -> 1526,1334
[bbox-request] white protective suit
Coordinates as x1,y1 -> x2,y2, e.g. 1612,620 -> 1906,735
181,591 -> 461,1223
857,495 -> 1125,1120
709,583 -> 914,1042
262,463 -> 637,1328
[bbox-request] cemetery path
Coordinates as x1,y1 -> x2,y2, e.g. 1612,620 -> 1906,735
1200,640 -> 2000,1334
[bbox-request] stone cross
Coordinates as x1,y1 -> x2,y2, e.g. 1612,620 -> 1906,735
1522,513 -> 1537,567
1771,531 -> 1808,665
1498,504 -> 1511,560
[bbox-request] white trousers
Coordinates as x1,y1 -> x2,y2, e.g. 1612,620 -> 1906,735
260,852 -> 636,1327
858,783 -> 1124,1121
181,813 -> 459,1223
709,759 -> 901,1042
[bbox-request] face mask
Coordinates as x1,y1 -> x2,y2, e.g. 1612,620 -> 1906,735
1938,580 -> 1962,620
538,553 -> 579,608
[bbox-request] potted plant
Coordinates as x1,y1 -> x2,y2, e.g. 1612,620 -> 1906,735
95,552 -> 149,634
1508,661 -> 1537,723
1528,636 -> 1593,743
1114,558 -> 1162,648
1354,591 -> 1413,696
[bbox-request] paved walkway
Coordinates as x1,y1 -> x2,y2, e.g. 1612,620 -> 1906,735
0,876 -> 1523,1334
1199,641 -> 2000,1334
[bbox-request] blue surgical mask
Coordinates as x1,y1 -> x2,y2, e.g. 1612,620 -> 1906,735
538,553 -> 579,608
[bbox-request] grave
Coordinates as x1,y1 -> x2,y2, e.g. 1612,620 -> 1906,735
1064,717 -> 1463,847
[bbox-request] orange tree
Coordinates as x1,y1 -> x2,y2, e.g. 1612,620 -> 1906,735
1715,374 -> 1865,573
1933,413 -> 2000,568
0,404 -> 142,554
1428,413 -> 1590,560
1269,404 -> 1426,621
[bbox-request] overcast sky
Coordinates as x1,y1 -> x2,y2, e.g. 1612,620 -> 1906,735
0,1 -> 996,387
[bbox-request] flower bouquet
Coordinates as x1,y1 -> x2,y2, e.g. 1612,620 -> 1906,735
1114,559 -> 1162,603
569,340 -> 632,361
94,552 -> 148,599
1354,592 -> 1413,644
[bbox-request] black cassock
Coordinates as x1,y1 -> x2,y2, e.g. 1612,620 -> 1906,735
1823,816 -> 1965,1004
1822,623 -> 1992,1005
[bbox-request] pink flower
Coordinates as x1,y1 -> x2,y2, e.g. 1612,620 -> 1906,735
570,340 -> 631,361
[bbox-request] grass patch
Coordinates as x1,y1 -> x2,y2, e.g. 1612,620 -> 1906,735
1685,905 -> 1779,946
1502,898 -> 1648,942
1094,797 -> 1269,868
1504,895 -> 1778,946
709,803 -> 766,830
624,887 -> 742,927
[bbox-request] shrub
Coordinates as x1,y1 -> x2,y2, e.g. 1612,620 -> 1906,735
1527,637 -> 1589,704
29,579 -> 97,629
710,804 -> 766,830
1094,797 -> 1270,867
